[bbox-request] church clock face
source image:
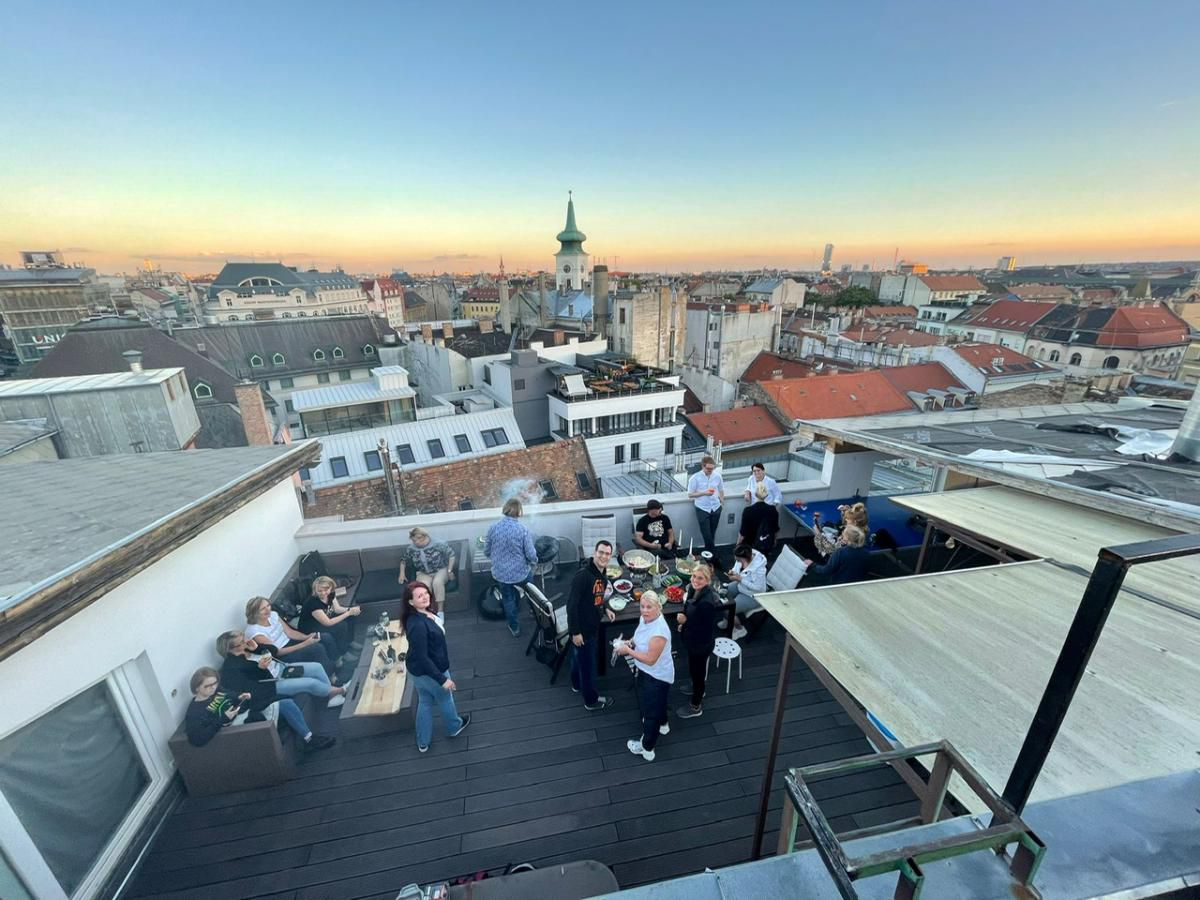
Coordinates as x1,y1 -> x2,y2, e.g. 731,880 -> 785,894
562,263 -> 572,273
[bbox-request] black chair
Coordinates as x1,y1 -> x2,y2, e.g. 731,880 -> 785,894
522,583 -> 571,683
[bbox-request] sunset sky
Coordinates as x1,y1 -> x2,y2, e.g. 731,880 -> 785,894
2,0 -> 1198,275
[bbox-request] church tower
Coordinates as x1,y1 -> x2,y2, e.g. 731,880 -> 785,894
554,192 -> 587,292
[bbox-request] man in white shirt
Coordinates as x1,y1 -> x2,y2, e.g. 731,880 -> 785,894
686,455 -> 725,556
743,462 -> 782,506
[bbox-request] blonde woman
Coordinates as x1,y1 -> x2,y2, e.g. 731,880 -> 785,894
674,564 -> 720,719
299,576 -> 361,661
615,590 -> 674,761
805,524 -> 871,586
398,527 -> 456,607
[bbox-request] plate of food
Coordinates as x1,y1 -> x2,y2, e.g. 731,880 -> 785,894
664,585 -> 685,603
675,557 -> 698,575
606,563 -> 623,579
612,578 -> 633,595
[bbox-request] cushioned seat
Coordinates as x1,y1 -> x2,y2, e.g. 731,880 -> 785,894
766,544 -> 808,592
355,569 -> 405,605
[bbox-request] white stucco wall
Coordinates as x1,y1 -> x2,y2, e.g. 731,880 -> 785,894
0,478 -> 303,893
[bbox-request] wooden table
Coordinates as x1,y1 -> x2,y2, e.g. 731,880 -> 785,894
340,626 -> 414,738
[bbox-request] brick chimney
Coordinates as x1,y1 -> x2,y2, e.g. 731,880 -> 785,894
442,322 -> 454,340
554,329 -> 565,346
235,379 -> 274,446
479,318 -> 494,334
420,323 -> 433,341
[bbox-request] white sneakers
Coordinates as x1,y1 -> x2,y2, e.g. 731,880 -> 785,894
627,739 -> 655,761
731,624 -> 748,641
659,723 -> 670,736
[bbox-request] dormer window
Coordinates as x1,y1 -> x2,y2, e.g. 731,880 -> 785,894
332,346 -> 345,359
193,382 -> 213,399
363,343 -> 376,356
272,352 -> 286,366
313,349 -> 326,361
249,354 -> 265,368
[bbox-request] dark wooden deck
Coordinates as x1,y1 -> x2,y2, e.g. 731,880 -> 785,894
126,562 -> 917,899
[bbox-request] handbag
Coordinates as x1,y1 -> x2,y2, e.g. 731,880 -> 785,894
282,665 -> 305,679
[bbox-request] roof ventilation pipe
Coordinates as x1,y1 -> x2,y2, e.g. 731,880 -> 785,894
1169,388 -> 1200,462
592,265 -> 609,339
122,349 -> 144,373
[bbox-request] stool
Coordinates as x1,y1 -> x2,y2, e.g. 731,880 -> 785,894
710,637 -> 742,694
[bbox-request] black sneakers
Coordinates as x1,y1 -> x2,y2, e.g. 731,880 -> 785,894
449,712 -> 472,738
676,704 -> 703,719
585,696 -> 613,711
306,735 -> 336,751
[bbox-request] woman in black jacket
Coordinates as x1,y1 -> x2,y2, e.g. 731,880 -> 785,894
401,581 -> 471,753
675,564 -> 719,719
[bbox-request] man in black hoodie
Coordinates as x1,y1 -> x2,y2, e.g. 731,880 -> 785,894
567,540 -> 617,710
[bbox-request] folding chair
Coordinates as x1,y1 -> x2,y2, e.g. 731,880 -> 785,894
766,543 -> 808,592
580,513 -> 618,560
522,582 -> 571,683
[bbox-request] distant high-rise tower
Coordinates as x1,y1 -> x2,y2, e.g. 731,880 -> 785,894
821,243 -> 834,274
555,192 -> 587,292
997,255 -> 1017,271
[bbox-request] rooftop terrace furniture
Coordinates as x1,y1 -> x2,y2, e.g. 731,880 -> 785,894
523,582 -> 570,682
581,513 -> 618,559
766,544 -> 808,592
167,694 -> 317,797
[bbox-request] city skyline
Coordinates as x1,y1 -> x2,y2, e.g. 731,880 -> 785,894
2,1 -> 1198,274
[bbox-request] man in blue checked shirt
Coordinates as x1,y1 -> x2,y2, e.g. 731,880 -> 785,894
484,497 -> 539,637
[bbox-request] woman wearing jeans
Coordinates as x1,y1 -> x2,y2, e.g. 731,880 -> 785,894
401,581 -> 471,753
216,630 -> 349,708
615,590 -> 674,761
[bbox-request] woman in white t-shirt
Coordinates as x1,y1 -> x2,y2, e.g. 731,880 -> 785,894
244,596 -> 336,678
615,590 -> 675,761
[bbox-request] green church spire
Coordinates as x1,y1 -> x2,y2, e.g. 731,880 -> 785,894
555,191 -> 587,252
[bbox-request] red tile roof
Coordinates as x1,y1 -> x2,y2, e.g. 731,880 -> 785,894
878,362 -> 965,395
759,372 -> 913,421
740,351 -> 818,383
960,299 -> 1057,331
950,342 -> 1047,375
687,406 -> 788,445
919,274 -> 986,293
1097,305 -> 1190,349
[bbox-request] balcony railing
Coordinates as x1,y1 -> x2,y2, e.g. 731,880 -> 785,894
554,381 -> 681,402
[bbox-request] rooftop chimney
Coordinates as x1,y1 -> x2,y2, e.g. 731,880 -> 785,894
234,379 -> 274,446
1170,389 -> 1200,462
420,323 -> 434,341
592,265 -> 609,338
554,329 -> 565,346
442,322 -> 454,340
122,349 -> 144,373
479,318 -> 494,334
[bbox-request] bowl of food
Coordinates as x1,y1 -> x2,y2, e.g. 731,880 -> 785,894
622,548 -> 655,573
612,578 -> 633,595
665,585 -> 685,603
675,557 -> 698,576
606,563 -> 623,579
608,596 -> 628,612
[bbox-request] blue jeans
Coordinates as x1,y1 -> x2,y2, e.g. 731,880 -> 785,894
696,506 -> 722,554
276,698 -> 312,738
730,580 -> 761,615
570,636 -> 599,706
638,673 -> 671,751
284,640 -> 335,675
413,672 -> 464,748
497,581 -> 522,631
275,661 -> 333,699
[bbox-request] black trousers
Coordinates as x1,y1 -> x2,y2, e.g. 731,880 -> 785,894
687,648 -> 710,707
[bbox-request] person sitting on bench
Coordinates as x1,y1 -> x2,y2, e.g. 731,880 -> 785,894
634,499 -> 678,559
188,665 -> 334,751
804,524 -> 871,586
725,544 -> 768,640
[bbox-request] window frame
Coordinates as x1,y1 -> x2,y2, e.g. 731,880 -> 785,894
272,352 -> 286,366
329,456 -> 350,478
331,346 -> 345,359
363,450 -> 383,472
317,372 -> 331,384
427,438 -> 446,459
278,376 -> 295,389
481,427 -> 509,448
313,349 -> 326,361
575,471 -> 591,491
539,480 -> 557,499
192,382 -> 213,400
614,445 -> 625,464
453,433 -> 471,453
395,444 -> 415,465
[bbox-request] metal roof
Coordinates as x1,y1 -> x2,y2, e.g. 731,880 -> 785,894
0,444 -> 306,609
0,368 -> 183,396
290,378 -> 416,413
308,408 -> 525,485
0,267 -> 95,284
758,558 -> 1200,813
0,420 -> 57,455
